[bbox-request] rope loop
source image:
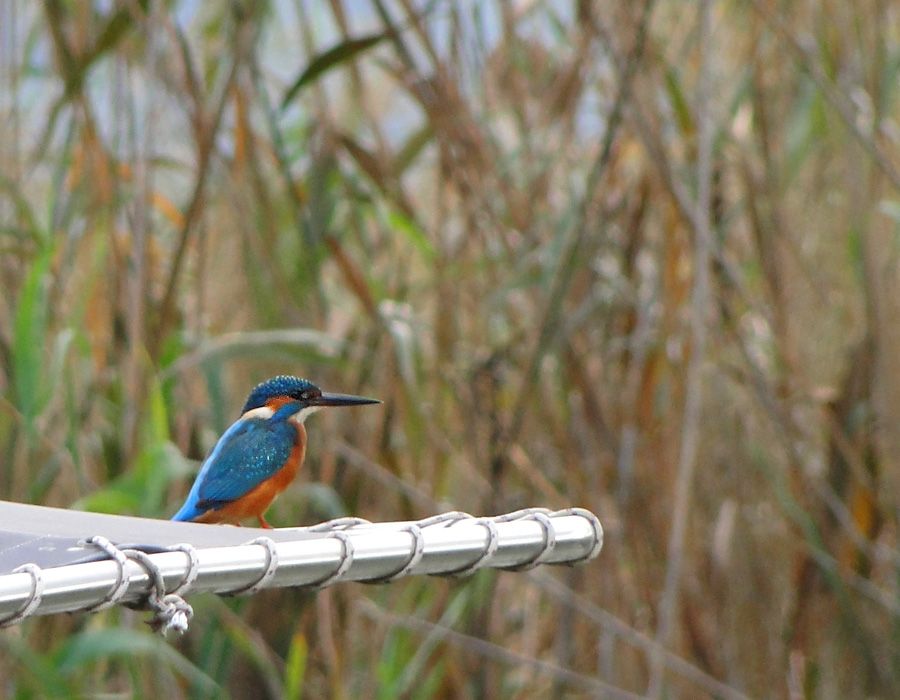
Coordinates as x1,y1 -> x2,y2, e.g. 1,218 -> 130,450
80,536 -> 194,635
309,517 -> 372,532
496,509 -> 557,571
307,530 -> 355,590
444,517 -> 500,577
415,511 -> 473,528
364,524 -> 425,584
551,508 -> 604,563
81,536 -> 130,612
0,563 -> 44,627
167,543 -> 200,595
225,537 -> 279,596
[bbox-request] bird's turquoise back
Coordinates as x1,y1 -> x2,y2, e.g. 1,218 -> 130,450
171,413 -> 297,521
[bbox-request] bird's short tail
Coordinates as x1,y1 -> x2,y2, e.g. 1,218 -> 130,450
171,501 -> 202,522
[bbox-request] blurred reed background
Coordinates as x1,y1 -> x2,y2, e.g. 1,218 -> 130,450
0,0 -> 898,697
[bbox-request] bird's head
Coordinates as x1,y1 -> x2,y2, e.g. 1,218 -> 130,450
242,375 -> 380,423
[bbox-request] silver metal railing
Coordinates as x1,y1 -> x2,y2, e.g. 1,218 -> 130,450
0,508 -> 602,632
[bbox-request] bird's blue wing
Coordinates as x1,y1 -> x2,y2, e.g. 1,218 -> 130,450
171,416 -> 295,521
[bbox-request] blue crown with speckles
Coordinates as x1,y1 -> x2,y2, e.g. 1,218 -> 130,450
242,376 -> 320,413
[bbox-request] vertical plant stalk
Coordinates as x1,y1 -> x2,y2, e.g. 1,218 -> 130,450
504,0 -> 655,454
121,0 -> 162,458
152,21 -> 247,358
649,0 -> 714,696
748,0 -> 900,193
246,51 -> 327,320
1,0 -> 22,185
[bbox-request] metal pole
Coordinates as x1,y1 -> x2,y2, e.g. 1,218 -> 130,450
0,510 -> 602,621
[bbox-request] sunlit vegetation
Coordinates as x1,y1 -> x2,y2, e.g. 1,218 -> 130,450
1,1 -> 898,697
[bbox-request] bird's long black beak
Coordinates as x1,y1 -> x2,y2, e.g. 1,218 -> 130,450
314,392 -> 381,407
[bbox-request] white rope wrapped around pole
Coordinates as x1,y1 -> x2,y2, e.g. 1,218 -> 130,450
0,508 -> 602,630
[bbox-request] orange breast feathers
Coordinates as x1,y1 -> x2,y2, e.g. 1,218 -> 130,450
195,421 -> 308,526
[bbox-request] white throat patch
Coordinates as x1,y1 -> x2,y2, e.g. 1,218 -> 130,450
292,405 -> 321,424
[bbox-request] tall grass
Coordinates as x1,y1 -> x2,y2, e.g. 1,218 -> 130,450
1,0 -> 898,697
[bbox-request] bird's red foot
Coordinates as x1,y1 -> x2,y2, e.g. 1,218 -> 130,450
258,515 -> 273,529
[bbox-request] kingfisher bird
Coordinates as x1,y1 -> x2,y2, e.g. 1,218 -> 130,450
171,375 -> 379,528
